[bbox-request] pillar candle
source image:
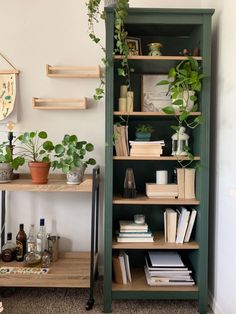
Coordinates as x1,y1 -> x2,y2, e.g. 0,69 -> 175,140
119,98 -> 127,112
126,91 -> 134,112
120,85 -> 128,98
156,170 -> 168,184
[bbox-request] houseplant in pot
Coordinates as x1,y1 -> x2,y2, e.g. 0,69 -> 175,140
52,134 -> 96,185
157,57 -> 204,129
135,124 -> 154,141
14,131 -> 54,184
0,141 -> 24,182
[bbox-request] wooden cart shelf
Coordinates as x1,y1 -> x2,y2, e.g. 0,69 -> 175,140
46,65 -> 101,78
32,97 -> 87,110
113,195 -> 200,205
112,232 -> 199,250
112,268 -> 198,292
0,252 -> 98,288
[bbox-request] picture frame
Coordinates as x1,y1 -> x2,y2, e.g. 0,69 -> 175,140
141,74 -> 172,112
125,37 -> 142,56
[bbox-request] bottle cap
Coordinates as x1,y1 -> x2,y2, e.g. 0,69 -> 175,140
40,218 -> 45,226
7,232 -> 12,240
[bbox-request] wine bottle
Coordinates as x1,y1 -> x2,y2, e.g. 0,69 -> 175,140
36,218 -> 46,254
1,232 -> 16,262
27,224 -> 36,253
16,224 -> 27,262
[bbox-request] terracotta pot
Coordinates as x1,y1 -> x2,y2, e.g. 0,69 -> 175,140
28,162 -> 50,184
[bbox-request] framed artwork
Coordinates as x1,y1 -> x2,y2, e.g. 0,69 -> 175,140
141,74 -> 172,112
125,37 -> 142,56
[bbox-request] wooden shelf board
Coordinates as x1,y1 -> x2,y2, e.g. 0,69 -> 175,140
0,252 -> 98,288
32,98 -> 87,110
113,194 -> 200,205
0,174 -> 93,192
112,232 -> 199,250
114,111 -> 201,116
112,268 -> 198,292
114,55 -> 202,61
46,65 -> 101,78
0,69 -> 20,74
113,156 -> 200,161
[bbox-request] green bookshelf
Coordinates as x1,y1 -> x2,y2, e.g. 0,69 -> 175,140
104,8 -> 214,314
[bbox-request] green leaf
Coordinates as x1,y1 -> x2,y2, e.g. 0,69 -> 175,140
62,165 -> 70,173
43,140 -> 54,151
5,95 -> 11,100
55,144 -> 65,155
168,68 -> 176,77
156,80 -> 169,86
87,158 -> 96,165
69,135 -> 77,143
162,106 -> 175,114
173,99 -> 183,106
117,68 -> 125,76
85,143 -> 94,152
38,131 -> 47,139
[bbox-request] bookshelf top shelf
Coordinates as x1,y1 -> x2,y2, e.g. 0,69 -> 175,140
114,55 -> 202,61
114,111 -> 201,116
113,156 -> 201,161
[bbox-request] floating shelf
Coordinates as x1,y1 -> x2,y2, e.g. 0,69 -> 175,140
0,69 -> 20,74
114,55 -> 202,61
32,97 -> 87,110
46,65 -> 101,78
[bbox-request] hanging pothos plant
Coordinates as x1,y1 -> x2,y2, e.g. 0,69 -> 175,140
86,0 -> 130,100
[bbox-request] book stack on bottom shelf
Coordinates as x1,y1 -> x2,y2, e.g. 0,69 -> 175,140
116,220 -> 154,243
144,251 -> 195,286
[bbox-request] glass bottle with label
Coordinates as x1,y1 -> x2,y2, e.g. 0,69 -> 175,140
2,232 -> 16,262
36,218 -> 46,254
27,224 -> 36,253
16,224 -> 27,262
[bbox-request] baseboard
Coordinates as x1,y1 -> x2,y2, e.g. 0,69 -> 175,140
208,290 -> 223,314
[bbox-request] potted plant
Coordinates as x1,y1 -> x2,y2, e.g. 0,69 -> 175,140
0,141 -> 24,182
135,124 -> 154,141
14,131 -> 54,184
157,57 -> 205,129
52,134 -> 96,185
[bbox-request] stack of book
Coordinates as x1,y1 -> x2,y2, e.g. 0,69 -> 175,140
116,220 -> 154,242
146,183 -> 178,199
144,251 -> 195,286
112,250 -> 131,284
129,140 -> 165,157
164,207 -> 197,243
114,124 -> 129,156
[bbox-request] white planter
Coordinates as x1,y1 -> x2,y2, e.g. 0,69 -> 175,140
172,90 -> 195,112
66,165 -> 85,185
0,163 -> 13,182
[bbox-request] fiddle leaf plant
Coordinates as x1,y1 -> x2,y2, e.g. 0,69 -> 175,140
52,134 -> 96,174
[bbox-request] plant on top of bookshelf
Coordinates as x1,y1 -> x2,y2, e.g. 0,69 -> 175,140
86,0 -> 130,99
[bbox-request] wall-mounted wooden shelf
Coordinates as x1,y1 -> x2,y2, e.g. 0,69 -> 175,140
46,65 -> 101,78
0,69 -> 20,74
32,97 -> 87,110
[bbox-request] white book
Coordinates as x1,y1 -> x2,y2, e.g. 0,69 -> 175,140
119,220 -> 148,231
118,253 -> 127,284
148,251 -> 184,267
184,209 -> 197,242
176,207 -> 190,244
121,250 -> 132,282
117,237 -> 154,243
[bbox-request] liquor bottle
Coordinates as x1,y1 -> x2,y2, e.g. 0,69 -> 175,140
16,224 -> 27,262
1,232 -> 16,262
27,224 -> 36,253
36,218 -> 46,254
24,243 -> 41,267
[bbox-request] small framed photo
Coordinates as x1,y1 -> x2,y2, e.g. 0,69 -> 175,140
141,74 -> 172,112
125,37 -> 142,56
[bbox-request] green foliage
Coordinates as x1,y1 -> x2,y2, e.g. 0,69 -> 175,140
52,134 -> 96,174
136,124 -> 154,134
0,141 -> 25,170
15,131 -> 54,163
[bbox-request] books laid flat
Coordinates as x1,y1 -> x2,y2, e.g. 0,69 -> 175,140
146,183 -> 178,198
119,220 -> 148,231
117,230 -> 153,238
117,236 -> 154,243
145,257 -> 188,271
148,251 -> 185,267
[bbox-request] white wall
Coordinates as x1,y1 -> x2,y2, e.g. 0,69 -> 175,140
0,1 -> 105,255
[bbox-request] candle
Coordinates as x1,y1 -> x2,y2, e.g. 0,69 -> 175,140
119,98 -> 127,112
120,85 -> 128,98
126,91 -> 134,112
